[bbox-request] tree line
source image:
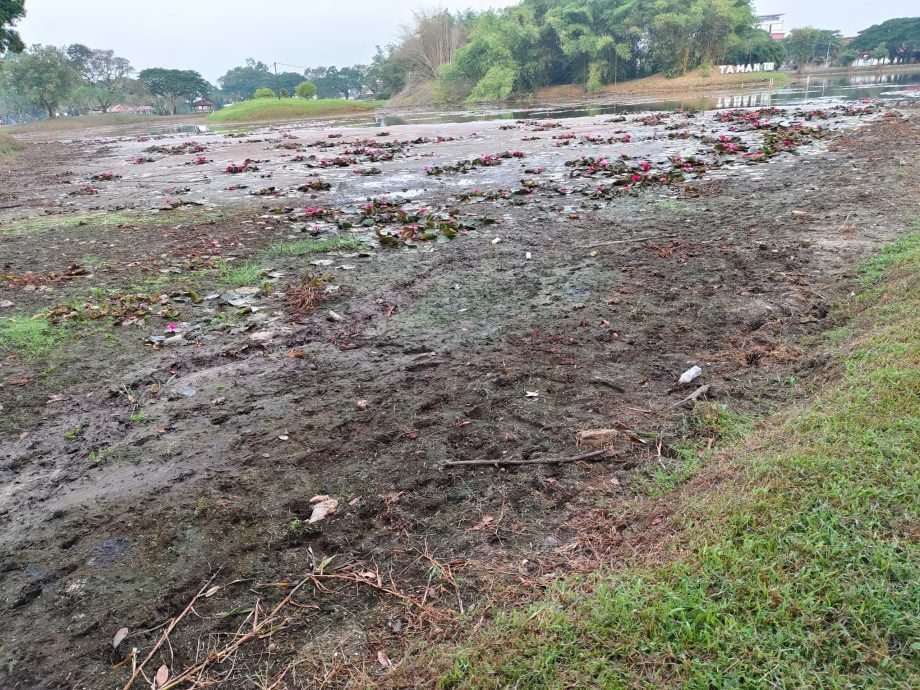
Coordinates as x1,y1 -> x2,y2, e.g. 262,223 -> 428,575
1,1 -> 918,120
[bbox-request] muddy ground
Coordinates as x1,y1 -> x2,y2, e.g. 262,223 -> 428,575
1,104 -> 918,688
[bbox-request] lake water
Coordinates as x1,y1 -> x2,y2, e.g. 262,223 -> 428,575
372,70 -> 920,127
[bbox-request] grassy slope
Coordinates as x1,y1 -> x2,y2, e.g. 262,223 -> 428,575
5,113 -> 203,135
536,68 -> 789,101
410,229 -> 920,688
0,132 -> 24,160
207,98 -> 381,123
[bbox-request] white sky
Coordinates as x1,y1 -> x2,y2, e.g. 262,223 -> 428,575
11,1 -> 919,83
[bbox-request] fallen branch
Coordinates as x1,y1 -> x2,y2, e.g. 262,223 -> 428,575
665,384 -> 710,410
121,572 -> 218,690
159,574 -> 316,689
630,384 -> 712,414
581,234 -> 679,249
442,448 -> 616,468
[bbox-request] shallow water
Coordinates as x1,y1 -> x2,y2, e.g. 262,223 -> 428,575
371,70 -> 920,127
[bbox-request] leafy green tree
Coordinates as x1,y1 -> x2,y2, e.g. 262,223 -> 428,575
66,45 -> 134,112
254,87 -> 275,98
138,68 -> 211,114
365,44 -> 409,99
295,81 -> 316,99
726,28 -> 786,66
2,45 -> 81,118
784,27 -> 841,68
218,59 -> 274,101
852,17 -> 920,62
0,0 -> 25,54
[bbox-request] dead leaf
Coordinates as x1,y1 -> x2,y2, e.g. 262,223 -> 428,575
308,495 -> 339,524
154,665 -> 169,687
377,650 -> 393,669
112,627 -> 129,650
470,515 -> 495,531
288,348 -> 305,358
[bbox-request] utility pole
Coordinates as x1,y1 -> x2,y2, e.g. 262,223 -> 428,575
274,62 -> 282,99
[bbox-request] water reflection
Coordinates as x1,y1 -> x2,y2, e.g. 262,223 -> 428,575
371,70 -> 920,127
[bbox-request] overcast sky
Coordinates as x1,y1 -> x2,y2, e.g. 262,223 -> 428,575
12,1 -> 919,83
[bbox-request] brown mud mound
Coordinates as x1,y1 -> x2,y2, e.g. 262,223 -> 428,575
0,108 -> 918,688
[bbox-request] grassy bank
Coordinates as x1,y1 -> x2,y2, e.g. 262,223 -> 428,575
536,68 -> 789,101
207,98 -> 381,123
6,113 -> 201,135
405,229 -> 920,687
0,132 -> 24,160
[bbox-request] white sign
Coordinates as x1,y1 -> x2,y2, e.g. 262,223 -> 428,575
718,63 -> 776,74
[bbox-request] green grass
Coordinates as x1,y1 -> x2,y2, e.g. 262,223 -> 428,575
267,235 -> 365,257
415,232 -> 920,688
5,113 -> 203,134
206,98 -> 382,123
2,209 -> 222,239
214,260 -> 265,286
0,133 -> 23,161
0,316 -> 67,358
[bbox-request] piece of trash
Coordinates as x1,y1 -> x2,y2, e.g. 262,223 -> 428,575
163,335 -> 183,346
220,287 -> 260,308
309,495 -> 339,524
338,264 -> 356,270
525,252 -> 531,260
678,365 -> 702,385
311,259 -> 334,267
525,390 -> 539,398
147,335 -> 165,345
278,435 -> 289,441
328,310 -> 344,322
491,237 -> 501,245
355,399 -> 368,411
576,429 -> 619,448
176,386 -> 197,398
112,627 -> 129,650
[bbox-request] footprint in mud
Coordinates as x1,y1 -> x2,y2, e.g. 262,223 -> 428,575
86,537 -> 133,567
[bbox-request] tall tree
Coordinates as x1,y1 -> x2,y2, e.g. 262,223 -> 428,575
0,0 -> 25,54
852,17 -> 920,63
2,44 -> 80,118
66,45 -> 134,112
784,27 -> 841,68
138,68 -> 210,114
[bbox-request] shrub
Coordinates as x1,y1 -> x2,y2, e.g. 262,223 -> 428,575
254,87 -> 276,99
295,81 -> 317,99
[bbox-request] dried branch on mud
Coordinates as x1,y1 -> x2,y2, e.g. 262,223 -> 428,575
442,448 -> 633,468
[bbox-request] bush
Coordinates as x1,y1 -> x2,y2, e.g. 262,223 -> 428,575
254,87 -> 276,99
295,81 -> 317,99
466,64 -> 516,103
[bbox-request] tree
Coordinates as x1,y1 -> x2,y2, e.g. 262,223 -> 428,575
66,45 -> 134,112
218,59 -> 274,101
852,17 -> 920,63
784,27 -> 841,68
2,45 -> 81,118
0,0 -> 25,54
295,81 -> 316,99
138,68 -> 211,115
726,28 -> 786,66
